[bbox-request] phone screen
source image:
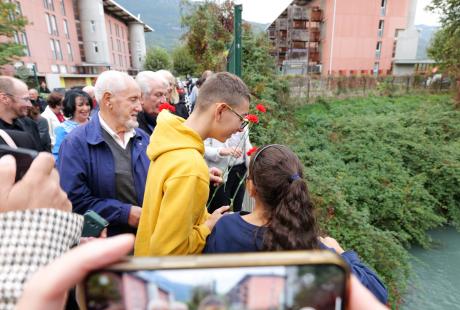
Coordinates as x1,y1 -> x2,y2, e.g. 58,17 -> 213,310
0,145 -> 38,182
84,264 -> 347,310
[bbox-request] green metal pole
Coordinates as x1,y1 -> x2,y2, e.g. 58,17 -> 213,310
234,4 -> 242,77
32,64 -> 39,89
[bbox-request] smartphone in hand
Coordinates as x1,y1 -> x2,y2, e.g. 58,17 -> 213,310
82,211 -> 109,238
80,251 -> 350,310
0,145 -> 38,182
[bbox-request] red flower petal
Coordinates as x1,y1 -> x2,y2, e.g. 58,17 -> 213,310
256,104 -> 267,113
247,146 -> 258,156
245,114 -> 259,124
159,102 -> 176,113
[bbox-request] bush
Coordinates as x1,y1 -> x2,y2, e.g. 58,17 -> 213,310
250,93 -> 460,306
143,47 -> 172,71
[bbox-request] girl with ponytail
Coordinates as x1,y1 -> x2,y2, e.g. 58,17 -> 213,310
204,144 -> 388,304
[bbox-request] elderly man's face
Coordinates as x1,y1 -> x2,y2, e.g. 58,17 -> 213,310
142,80 -> 168,116
28,89 -> 38,101
110,79 -> 142,131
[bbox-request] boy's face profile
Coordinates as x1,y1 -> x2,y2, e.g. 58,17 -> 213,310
213,99 -> 249,142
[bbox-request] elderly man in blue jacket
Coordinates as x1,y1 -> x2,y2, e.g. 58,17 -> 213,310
58,70 -> 150,236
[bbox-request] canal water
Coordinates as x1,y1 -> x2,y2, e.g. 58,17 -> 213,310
402,226 -> 460,309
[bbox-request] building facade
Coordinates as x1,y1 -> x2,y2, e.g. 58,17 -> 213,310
268,0 -> 414,76
7,0 -> 152,89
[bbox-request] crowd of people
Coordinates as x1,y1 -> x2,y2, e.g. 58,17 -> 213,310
0,69 -> 389,309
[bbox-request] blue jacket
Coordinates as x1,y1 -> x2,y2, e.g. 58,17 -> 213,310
57,115 -> 150,236
204,212 -> 389,305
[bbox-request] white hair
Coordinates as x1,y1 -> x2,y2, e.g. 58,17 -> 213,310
135,71 -> 168,97
94,70 -> 133,103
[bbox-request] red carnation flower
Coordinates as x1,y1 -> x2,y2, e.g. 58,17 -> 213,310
247,146 -> 258,156
245,114 -> 259,124
159,102 -> 176,113
256,104 -> 267,113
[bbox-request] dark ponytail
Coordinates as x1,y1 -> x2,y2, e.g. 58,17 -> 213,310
249,145 -> 319,251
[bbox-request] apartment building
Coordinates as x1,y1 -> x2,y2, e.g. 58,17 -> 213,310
268,0 -> 416,76
7,0 -> 152,89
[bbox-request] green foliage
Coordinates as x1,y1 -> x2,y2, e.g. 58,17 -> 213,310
251,94 -> 460,306
143,47 -> 172,71
172,44 -> 197,76
0,1 -> 28,66
427,0 -> 460,76
376,77 -> 397,97
181,0 -> 233,73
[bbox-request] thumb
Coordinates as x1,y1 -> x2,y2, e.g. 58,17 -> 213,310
0,154 -> 16,197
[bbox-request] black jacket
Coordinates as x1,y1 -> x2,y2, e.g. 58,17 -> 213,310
0,117 -> 44,151
137,111 -> 157,136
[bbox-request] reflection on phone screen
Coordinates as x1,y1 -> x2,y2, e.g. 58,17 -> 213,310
85,265 -> 346,310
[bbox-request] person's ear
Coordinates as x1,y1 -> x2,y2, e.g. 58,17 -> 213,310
214,102 -> 226,121
102,91 -> 112,109
246,178 -> 257,198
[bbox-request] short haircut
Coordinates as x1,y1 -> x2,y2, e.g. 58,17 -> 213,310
195,72 -> 250,110
62,89 -> 92,118
46,91 -> 63,108
135,71 -> 168,97
94,70 -> 132,103
0,76 -> 16,95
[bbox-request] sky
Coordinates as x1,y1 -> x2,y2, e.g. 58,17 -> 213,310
229,0 -> 440,26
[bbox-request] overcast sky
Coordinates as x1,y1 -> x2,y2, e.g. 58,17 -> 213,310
228,0 -> 440,26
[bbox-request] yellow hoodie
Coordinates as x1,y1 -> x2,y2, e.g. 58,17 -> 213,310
134,111 -> 211,256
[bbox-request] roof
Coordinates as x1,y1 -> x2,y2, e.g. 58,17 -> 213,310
102,0 -> 154,32
393,59 -> 436,65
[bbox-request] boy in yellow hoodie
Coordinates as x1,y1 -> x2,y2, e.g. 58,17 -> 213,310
135,72 -> 251,256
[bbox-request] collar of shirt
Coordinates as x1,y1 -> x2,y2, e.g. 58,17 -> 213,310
98,112 -> 135,149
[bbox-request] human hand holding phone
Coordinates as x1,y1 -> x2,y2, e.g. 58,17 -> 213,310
0,151 -> 71,213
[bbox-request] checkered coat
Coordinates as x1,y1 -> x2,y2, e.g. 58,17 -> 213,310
0,209 -> 83,309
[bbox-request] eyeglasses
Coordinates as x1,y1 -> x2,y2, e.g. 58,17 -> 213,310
223,103 -> 249,130
3,92 -> 31,103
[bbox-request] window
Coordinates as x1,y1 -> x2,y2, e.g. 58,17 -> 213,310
51,15 -> 59,35
378,20 -> 384,37
50,39 -> 56,59
111,38 -> 114,50
373,62 -> 379,76
93,42 -> 98,53
115,24 -> 119,37
119,55 -> 123,68
59,65 -> 67,73
63,20 -> 69,39
45,14 -> 52,34
60,0 -> 66,15
109,21 -> 112,34
380,0 -> 387,16
44,0 -> 55,11
90,20 -> 96,32
67,42 -> 73,61
117,39 -> 121,52
21,32 -> 30,56
54,40 -> 63,60
375,41 -> 382,59
51,64 -> 59,73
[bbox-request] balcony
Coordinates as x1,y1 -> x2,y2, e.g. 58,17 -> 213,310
277,37 -> 287,47
290,29 -> 309,41
310,7 -> 323,22
309,29 -> 321,41
277,18 -> 288,30
288,48 -> 308,59
288,6 -> 309,20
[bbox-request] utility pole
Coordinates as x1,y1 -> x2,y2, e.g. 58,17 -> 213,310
227,4 -> 242,77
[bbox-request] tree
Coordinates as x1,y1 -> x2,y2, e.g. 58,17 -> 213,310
427,0 -> 460,106
0,1 -> 28,67
143,46 -> 172,71
172,44 -> 197,76
180,0 -> 234,73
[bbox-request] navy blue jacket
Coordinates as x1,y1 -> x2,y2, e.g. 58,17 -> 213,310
204,212 -> 388,304
57,115 -> 150,236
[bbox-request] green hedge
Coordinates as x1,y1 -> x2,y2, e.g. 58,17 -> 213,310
250,93 -> 460,307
